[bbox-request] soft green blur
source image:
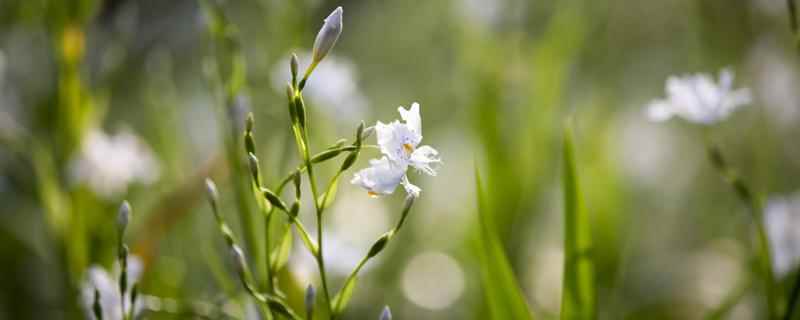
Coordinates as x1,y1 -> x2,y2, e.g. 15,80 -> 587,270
1,0 -> 799,319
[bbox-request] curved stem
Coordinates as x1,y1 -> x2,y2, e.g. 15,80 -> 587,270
705,142 -> 778,319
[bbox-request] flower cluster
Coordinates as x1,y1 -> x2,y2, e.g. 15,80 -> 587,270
646,68 -> 752,124
351,103 -> 441,197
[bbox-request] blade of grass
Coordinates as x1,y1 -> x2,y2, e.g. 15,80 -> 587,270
474,166 -> 534,320
560,120 -> 596,320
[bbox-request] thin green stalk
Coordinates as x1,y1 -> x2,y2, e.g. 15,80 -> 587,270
706,144 -> 778,319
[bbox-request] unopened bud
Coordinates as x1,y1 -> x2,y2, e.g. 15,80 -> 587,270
311,7 -> 343,65
245,112 -> 254,133
247,153 -> 261,185
305,284 -> 316,318
290,53 -> 299,81
263,188 -> 288,212
230,244 -> 248,279
361,126 -> 375,141
367,232 -> 392,258
379,306 -> 392,320
117,201 -> 132,236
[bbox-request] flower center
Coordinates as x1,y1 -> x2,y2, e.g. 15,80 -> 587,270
367,191 -> 379,198
403,143 -> 414,154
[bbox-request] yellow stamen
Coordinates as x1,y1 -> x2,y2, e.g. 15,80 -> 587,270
403,143 -> 414,154
367,191 -> 379,198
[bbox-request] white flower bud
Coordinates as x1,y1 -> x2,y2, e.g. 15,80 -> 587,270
311,7 -> 343,65
117,201 -> 132,235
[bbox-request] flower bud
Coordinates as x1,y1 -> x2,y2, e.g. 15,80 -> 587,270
361,126 -> 375,141
379,306 -> 392,320
245,112 -> 254,134
311,7 -> 343,65
230,244 -> 248,279
290,53 -> 299,83
367,232 -> 392,258
304,284 -> 316,319
247,153 -> 261,185
263,188 -> 288,212
117,201 -> 132,236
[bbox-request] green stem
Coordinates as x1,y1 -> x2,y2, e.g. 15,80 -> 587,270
706,143 -> 778,319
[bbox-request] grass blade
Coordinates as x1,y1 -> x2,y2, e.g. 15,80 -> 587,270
560,120 -> 596,320
475,166 -> 534,320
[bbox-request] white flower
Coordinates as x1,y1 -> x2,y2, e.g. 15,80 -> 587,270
646,68 -> 752,124
376,103 -> 441,175
70,128 -> 160,199
351,103 -> 440,197
350,157 -> 409,197
312,7 -> 343,65
765,193 -> 800,277
81,256 -> 144,320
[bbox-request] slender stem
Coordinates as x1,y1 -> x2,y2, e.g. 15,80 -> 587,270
706,143 -> 778,319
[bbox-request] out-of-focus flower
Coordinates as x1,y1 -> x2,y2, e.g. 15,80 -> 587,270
352,103 -> 440,197
765,193 -> 800,277
70,128 -> 160,198
748,39 -> 800,128
272,53 -> 368,123
646,68 -> 751,124
81,256 -> 144,320
379,306 -> 392,320
401,251 -> 465,310
311,7 -> 343,66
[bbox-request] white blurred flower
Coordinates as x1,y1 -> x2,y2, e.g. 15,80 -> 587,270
646,68 -> 752,124
81,256 -> 144,320
765,193 -> 800,277
748,39 -> 800,128
401,251 -> 465,310
352,103 -> 440,197
272,53 -> 368,123
70,128 -> 160,198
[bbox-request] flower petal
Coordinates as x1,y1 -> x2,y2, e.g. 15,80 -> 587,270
401,175 -> 421,197
398,102 -> 422,136
351,157 -> 405,195
409,145 -> 441,176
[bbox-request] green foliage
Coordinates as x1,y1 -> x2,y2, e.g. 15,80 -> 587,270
474,167 -> 534,320
560,120 -> 596,320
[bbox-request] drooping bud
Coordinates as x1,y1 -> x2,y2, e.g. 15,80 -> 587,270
117,201 -> 132,236
305,284 -> 316,319
263,188 -> 288,212
311,7 -> 343,66
379,306 -> 392,320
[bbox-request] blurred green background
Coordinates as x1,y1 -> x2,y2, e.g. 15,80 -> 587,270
1,0 -> 800,319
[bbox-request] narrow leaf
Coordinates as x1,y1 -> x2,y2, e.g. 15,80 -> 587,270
474,167 -> 534,320
332,276 -> 358,315
270,226 -> 293,271
560,120 -> 595,320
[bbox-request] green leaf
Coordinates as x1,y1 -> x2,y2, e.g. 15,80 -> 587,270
560,120 -> 595,320
332,275 -> 358,315
474,167 -> 534,320
318,174 -> 340,211
270,226 -> 293,271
